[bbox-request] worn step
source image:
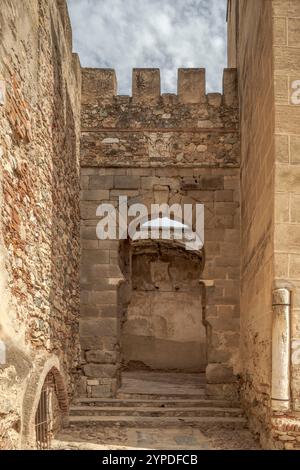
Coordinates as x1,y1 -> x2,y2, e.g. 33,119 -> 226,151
68,415 -> 247,429
72,398 -> 240,408
116,392 -> 205,400
70,405 -> 243,418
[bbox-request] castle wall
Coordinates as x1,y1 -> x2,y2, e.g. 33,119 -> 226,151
79,68 -> 241,399
235,0 -> 275,446
231,0 -> 300,450
0,0 -> 81,449
272,0 -> 300,449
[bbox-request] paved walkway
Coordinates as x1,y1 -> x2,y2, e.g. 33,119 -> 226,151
52,424 -> 260,450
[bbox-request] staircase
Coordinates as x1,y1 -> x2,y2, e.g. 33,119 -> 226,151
69,372 -> 246,430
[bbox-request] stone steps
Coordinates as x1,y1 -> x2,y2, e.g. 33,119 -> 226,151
68,415 -> 247,429
72,397 -> 240,408
70,395 -> 246,429
116,392 -> 206,400
70,405 -> 244,418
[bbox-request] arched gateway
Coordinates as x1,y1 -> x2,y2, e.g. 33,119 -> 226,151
79,67 -> 240,399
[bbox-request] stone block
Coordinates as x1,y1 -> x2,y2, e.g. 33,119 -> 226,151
276,165 -> 300,192
209,315 -> 239,332
81,176 -> 89,189
90,384 -> 113,398
200,176 -> 224,190
289,255 -> 300,278
83,364 -> 118,378
114,176 -> 140,189
87,379 -> 99,386
207,93 -> 222,107
291,136 -> 300,164
222,69 -> 238,107
206,364 -> 236,384
81,335 -> 118,351
274,47 -> 300,73
208,349 -> 231,363
90,378 -> 119,397
80,304 -> 118,318
81,190 -> 110,201
81,276 -> 122,291
275,106 -> 300,134
273,1 -> 300,17
205,383 -> 238,400
274,17 -> 287,45
187,190 -> 214,202
86,350 -> 118,364
80,201 -> 100,219
275,134 -> 289,163
178,68 -> 206,104
75,376 -> 87,397
110,189 -> 139,197
80,318 -> 118,337
81,226 -> 98,240
274,253 -> 289,278
215,190 -> 234,202
87,290 -> 118,304
81,168 -> 100,176
82,250 -> 110,265
275,225 -> 300,252
82,68 -> 117,104
275,193 -> 290,223
81,264 -> 122,282
288,18 -> 300,46
274,75 -> 288,104
81,240 -> 99,249
89,175 -> 114,189
127,168 -> 154,176
132,69 -> 160,104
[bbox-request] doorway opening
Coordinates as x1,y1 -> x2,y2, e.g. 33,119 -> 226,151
118,237 -> 206,394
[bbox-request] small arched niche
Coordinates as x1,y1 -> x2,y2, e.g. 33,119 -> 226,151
120,238 -> 206,372
35,369 -> 66,450
22,358 -> 69,449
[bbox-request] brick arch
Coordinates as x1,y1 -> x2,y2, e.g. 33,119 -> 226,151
21,355 -> 68,448
49,367 -> 69,413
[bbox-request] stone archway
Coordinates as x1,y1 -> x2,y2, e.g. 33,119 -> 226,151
116,188 -> 206,371
79,170 -> 240,399
21,355 -> 68,449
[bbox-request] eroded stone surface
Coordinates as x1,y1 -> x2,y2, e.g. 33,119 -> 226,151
52,425 -> 260,451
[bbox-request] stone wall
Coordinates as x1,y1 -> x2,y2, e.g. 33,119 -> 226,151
81,68 -> 239,168
79,68 -> 241,398
0,0 -> 81,449
234,0 -> 275,446
229,0 -> 300,450
272,0 -> 300,449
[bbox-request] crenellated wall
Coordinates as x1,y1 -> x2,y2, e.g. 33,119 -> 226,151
81,68 -> 239,168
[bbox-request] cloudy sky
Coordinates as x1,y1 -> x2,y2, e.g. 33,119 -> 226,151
67,0 -> 227,95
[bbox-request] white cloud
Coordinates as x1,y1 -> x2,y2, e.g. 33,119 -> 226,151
67,0 -> 227,94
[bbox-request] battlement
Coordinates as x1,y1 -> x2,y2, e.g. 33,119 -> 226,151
82,68 -> 238,107
81,67 -> 239,169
